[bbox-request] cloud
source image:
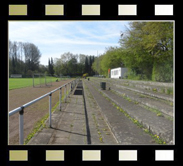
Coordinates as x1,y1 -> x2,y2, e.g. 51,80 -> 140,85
9,21 -> 129,65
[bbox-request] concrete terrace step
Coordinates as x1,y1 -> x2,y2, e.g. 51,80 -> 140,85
91,78 -> 173,102
84,80 -> 158,145
108,80 -> 173,97
107,83 -> 173,118
106,78 -> 173,88
113,84 -> 173,102
127,83 -> 172,94
90,78 -> 173,117
83,82 -> 118,144
87,81 -> 173,144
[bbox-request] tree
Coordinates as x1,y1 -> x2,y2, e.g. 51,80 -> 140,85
100,47 -> 124,77
78,54 -> 86,74
92,55 -> 104,75
54,58 -> 62,76
48,58 -> 51,74
79,54 -> 86,64
9,40 -> 44,77
39,64 -> 48,74
48,58 -> 54,75
54,52 -> 85,76
23,42 -> 41,72
84,56 -> 89,74
50,57 -> 54,75
119,22 -> 173,81
67,57 -> 77,76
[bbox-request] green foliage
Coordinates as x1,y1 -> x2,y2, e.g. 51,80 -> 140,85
166,88 -> 173,95
100,47 -> 124,76
54,53 -> 94,77
152,59 -> 173,82
48,57 -> 54,76
27,70 -> 33,76
153,88 -> 157,92
85,55 -> 95,75
120,22 -> 173,82
24,101 -> 60,144
92,56 -> 104,75
92,22 -> 173,82
9,40 -> 46,76
156,113 -> 163,117
83,73 -> 88,77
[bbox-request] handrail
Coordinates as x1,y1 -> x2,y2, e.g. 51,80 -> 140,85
9,79 -> 79,145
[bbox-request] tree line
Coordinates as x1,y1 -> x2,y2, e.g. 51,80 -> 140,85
10,22 -> 173,82
92,22 -> 173,82
54,52 -> 95,77
9,40 -> 43,77
9,40 -> 96,77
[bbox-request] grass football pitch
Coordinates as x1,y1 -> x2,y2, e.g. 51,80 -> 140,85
9,77 -> 56,90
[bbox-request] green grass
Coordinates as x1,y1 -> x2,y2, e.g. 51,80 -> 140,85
91,85 -> 167,144
9,77 -> 56,90
9,78 -> 33,90
24,92 -> 69,144
166,88 -> 173,95
24,100 -> 60,144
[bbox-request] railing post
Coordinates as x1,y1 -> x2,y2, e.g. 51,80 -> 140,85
19,107 -> 24,145
66,84 -> 68,98
49,93 -> 52,127
70,82 -> 71,94
59,88 -> 62,111
65,85 -> 67,103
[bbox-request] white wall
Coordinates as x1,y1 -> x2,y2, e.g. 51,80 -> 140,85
111,67 -> 127,78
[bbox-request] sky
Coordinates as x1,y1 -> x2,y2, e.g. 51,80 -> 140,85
9,21 -> 130,66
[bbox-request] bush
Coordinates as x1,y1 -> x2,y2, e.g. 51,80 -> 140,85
152,60 -> 173,82
126,68 -> 149,81
27,70 -> 33,77
83,73 -> 88,77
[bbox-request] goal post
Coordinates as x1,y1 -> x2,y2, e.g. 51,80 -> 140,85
32,73 -> 52,87
60,74 -> 71,81
45,74 -> 52,86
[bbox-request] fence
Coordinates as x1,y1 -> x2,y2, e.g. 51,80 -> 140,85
9,79 -> 79,145
33,74 -> 54,87
60,75 -> 71,81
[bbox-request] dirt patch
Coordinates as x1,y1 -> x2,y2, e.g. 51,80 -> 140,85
8,80 -> 73,145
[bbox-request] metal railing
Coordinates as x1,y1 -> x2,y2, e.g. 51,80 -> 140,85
9,79 -> 79,145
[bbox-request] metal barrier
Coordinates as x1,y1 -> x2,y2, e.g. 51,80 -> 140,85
9,79 -> 79,145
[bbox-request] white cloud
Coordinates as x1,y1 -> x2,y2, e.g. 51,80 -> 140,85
9,21 -> 128,65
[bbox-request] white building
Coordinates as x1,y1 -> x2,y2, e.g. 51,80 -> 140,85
110,67 -> 128,79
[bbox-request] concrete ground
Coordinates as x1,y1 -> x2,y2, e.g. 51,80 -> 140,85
28,79 -> 172,145
28,80 -> 117,145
